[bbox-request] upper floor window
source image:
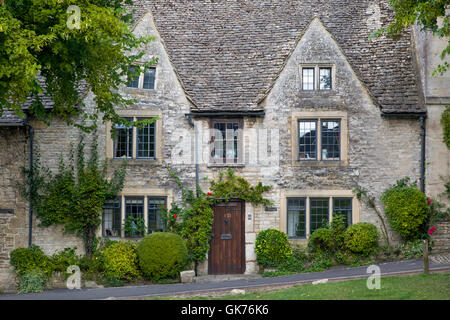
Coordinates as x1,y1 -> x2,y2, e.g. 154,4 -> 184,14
127,66 -> 156,90
301,65 -> 334,91
113,117 -> 157,160
210,118 -> 243,164
298,119 -> 341,161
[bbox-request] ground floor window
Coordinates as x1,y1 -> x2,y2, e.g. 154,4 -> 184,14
148,197 -> 167,233
102,195 -> 168,238
102,198 -> 121,237
286,196 -> 353,239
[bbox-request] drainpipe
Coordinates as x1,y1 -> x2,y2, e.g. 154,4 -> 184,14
24,118 -> 34,247
420,116 -> 426,193
185,114 -> 199,196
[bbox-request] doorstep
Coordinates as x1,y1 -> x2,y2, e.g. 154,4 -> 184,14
193,274 -> 261,283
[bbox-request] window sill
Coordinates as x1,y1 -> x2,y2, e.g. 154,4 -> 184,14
207,163 -> 245,168
292,159 -> 348,167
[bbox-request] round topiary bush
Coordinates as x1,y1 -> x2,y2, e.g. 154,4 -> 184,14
255,228 -> 292,268
102,241 -> 140,281
381,181 -> 428,241
344,223 -> 379,255
308,228 -> 334,253
136,232 -> 189,281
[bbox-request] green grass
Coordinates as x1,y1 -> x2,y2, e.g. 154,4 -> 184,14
153,273 -> 450,300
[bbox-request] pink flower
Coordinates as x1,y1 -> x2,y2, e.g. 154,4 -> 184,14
428,226 -> 436,235
427,197 -> 432,205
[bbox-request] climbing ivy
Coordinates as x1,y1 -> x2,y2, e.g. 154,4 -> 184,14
22,133 -> 126,256
167,167 -> 273,274
441,106 -> 450,148
209,168 -> 273,207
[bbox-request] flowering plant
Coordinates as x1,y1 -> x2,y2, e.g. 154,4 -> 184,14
160,204 -> 183,233
428,226 -> 436,235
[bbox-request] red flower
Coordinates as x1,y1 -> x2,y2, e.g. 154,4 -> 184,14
207,192 -> 212,196
427,197 -> 432,205
428,226 -> 436,235
173,214 -> 177,219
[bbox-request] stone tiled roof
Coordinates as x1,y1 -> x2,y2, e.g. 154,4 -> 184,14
0,110 -> 25,125
129,0 -> 424,113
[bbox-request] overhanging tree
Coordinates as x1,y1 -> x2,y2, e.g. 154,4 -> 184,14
0,0 -> 155,131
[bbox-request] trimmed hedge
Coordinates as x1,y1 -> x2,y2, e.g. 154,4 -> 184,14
381,182 -> 428,241
308,228 -> 334,253
255,229 -> 292,268
344,223 -> 379,255
137,232 -> 189,281
103,241 -> 140,281
9,245 -> 52,277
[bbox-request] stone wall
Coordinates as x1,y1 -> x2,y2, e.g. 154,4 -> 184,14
0,127 -> 29,291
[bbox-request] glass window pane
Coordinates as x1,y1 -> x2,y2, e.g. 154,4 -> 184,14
319,67 -> 332,90
211,121 -> 240,162
137,118 -> 156,159
143,67 -> 156,90
148,197 -> 167,233
302,68 -> 315,90
298,120 -> 317,160
333,198 -> 352,227
310,198 -> 329,235
321,120 -> 340,160
127,66 -> 140,88
114,118 -> 133,158
125,197 -> 144,237
287,198 -> 306,238
103,198 -> 121,237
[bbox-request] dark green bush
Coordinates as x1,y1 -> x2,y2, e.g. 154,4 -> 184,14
344,223 -> 379,255
276,246 -> 307,273
50,248 -> 79,273
254,229 -> 292,268
103,241 -> 140,281
9,245 -> 52,277
137,232 -> 189,281
308,228 -> 334,253
17,269 -> 47,294
381,178 -> 428,241
309,252 -> 334,272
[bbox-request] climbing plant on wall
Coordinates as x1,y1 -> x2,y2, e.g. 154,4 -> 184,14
441,106 -> 450,148
167,167 -> 272,274
22,133 -> 126,257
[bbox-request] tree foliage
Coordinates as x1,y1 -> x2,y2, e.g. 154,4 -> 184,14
0,0 -> 155,131
22,133 -> 127,256
373,0 -> 450,75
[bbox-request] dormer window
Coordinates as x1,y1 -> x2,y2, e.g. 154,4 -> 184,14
301,65 -> 334,91
127,66 -> 156,90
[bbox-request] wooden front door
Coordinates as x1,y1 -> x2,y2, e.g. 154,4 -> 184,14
208,201 -> 245,274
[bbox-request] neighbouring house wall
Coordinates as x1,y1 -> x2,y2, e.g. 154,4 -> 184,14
414,25 -> 450,206
0,127 -> 29,291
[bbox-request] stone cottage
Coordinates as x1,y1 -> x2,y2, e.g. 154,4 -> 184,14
1,0 -> 449,290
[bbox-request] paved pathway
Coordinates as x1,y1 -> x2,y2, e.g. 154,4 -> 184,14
1,259 -> 449,300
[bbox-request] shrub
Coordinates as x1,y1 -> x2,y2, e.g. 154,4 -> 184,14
308,228 -> 334,253
255,229 -> 292,268
344,223 -> 379,255
137,232 -> 189,281
277,246 -> 307,273
102,241 -> 140,281
381,178 -> 428,241
400,239 -> 423,259
17,269 -> 47,294
309,252 -> 334,272
50,248 -> 79,274
9,245 -> 52,277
